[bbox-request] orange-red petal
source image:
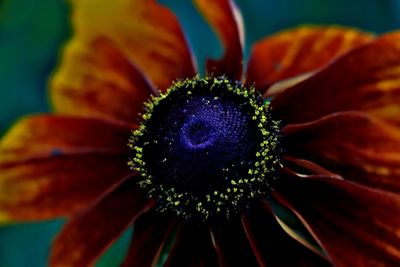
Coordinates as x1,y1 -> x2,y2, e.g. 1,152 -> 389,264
50,38 -> 155,124
50,178 -> 154,267
246,26 -> 373,91
51,0 -> 196,122
283,111 -> 400,193
271,31 -> 400,124
164,224 -> 219,267
275,174 -> 400,267
121,211 -> 175,267
210,219 -> 259,267
283,156 -> 342,178
242,200 -> 331,267
1,115 -> 132,159
0,116 -> 132,222
194,0 -> 244,80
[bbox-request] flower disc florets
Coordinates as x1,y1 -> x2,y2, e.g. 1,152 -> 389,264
129,76 -> 281,221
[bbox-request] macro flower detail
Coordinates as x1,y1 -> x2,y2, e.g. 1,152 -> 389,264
1,0 -> 400,267
129,76 -> 281,220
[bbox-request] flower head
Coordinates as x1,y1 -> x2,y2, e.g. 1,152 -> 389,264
129,75 -> 282,220
1,0 -> 400,266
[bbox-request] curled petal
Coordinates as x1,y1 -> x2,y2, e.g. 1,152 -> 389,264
242,200 -> 332,267
275,174 -> 400,267
51,38 -> 156,123
272,31 -> 400,124
194,0 -> 244,80
50,178 -> 154,267
0,116 -> 133,222
284,111 -> 400,193
246,26 -> 373,91
164,224 -> 219,267
283,156 -> 342,177
121,211 -> 175,267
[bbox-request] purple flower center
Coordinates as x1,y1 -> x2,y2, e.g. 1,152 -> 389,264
181,118 -> 216,149
143,93 -> 259,192
129,76 -> 282,220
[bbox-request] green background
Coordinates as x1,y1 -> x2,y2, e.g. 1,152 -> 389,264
1,0 -> 400,266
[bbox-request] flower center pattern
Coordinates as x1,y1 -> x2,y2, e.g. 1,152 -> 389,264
129,76 -> 281,220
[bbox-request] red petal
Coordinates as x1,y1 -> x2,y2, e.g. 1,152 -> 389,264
51,38 -> 155,123
0,116 -> 133,222
271,32 -> 400,124
194,0 -> 244,80
283,156 -> 342,177
1,115 -> 132,160
50,178 -> 154,267
164,224 -> 219,267
121,211 -> 175,267
276,174 -> 400,267
242,199 -> 332,267
284,111 -> 400,193
210,218 -> 259,267
246,26 -> 373,91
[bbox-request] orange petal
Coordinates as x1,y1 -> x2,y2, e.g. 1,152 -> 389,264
194,0 -> 244,80
275,174 -> 400,267
50,178 -> 154,267
242,200 -> 331,267
0,116 -> 133,222
164,224 -> 219,267
50,38 -> 156,124
246,26 -> 373,91
121,211 -> 175,267
51,1 -> 196,118
272,31 -> 400,124
283,111 -> 400,193
210,219 -> 259,266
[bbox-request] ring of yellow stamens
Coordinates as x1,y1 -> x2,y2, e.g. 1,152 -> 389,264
129,76 -> 281,221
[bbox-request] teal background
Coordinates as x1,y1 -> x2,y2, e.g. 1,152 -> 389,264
1,0 -> 400,266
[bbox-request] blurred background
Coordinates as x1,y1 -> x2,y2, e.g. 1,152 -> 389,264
1,0 -> 400,266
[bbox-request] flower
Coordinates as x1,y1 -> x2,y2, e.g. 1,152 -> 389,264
1,0 -> 400,266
